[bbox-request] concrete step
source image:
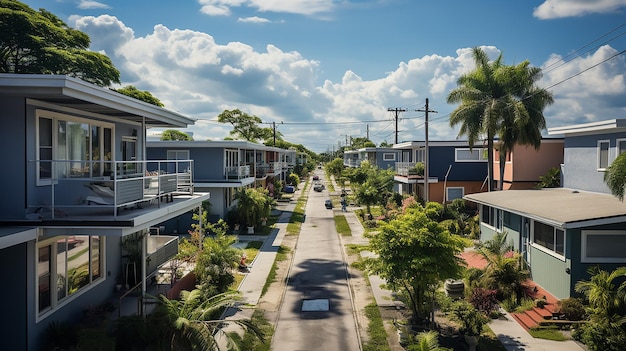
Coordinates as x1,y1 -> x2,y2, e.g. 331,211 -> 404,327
511,312 -> 538,330
532,306 -> 554,319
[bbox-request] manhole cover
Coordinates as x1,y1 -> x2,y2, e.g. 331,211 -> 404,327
301,299 -> 329,311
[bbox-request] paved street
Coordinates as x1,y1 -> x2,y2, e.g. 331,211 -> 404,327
271,172 -> 361,351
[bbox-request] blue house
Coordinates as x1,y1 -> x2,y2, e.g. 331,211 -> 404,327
0,74 -> 209,350
393,141 -> 489,203
147,140 -> 293,224
465,119 -> 626,299
343,147 -> 400,170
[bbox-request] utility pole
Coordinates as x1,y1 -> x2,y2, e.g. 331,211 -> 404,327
416,98 -> 437,203
387,107 -> 406,144
272,121 -> 276,145
366,124 -> 369,139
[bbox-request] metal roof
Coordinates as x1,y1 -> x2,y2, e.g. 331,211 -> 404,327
464,188 -> 626,229
0,74 -> 195,128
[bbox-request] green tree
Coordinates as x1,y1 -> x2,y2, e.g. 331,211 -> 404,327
494,61 -> 553,190
0,0 -> 120,86
536,166 -> 561,189
325,158 -> 345,178
217,109 -> 274,142
366,206 -> 466,321
447,47 -> 552,191
161,129 -> 193,141
194,230 -> 241,296
152,290 -> 264,351
113,85 -> 164,106
349,137 -> 376,149
234,187 -> 272,228
407,331 -> 451,351
604,153 -> 626,201
353,164 -> 394,215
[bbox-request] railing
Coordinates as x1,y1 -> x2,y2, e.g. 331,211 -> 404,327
146,235 -> 179,277
225,165 -> 251,179
395,162 -> 422,176
29,159 -> 194,219
344,159 -> 361,167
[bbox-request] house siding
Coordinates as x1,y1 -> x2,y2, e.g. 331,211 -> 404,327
0,97 -> 28,219
528,245 -> 571,299
0,243 -> 28,350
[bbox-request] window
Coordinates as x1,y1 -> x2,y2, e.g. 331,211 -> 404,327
383,153 -> 396,161
481,205 -> 502,230
36,110 -> 114,183
582,231 -> 626,263
167,150 -> 190,173
455,148 -> 488,162
532,221 -> 564,257
446,187 -> 464,202
37,235 -> 104,317
617,138 -> 626,156
598,140 -> 609,170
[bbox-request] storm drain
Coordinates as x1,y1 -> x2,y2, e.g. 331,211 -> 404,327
301,299 -> 329,312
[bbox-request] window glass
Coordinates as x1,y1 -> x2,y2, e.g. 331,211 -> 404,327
446,187 -> 464,201
39,118 -> 53,180
56,238 -> 67,301
533,221 -> 554,251
586,234 -> 626,260
383,153 -> 396,161
68,121 -> 90,177
38,246 -> 52,312
67,236 -> 90,295
555,229 -> 564,255
91,237 -> 102,280
598,141 -> 609,169
618,139 -> 626,155
481,205 -> 490,224
457,149 -> 479,161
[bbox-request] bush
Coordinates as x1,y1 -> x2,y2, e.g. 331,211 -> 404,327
469,288 -> 498,314
557,297 -> 586,321
573,318 -> 626,351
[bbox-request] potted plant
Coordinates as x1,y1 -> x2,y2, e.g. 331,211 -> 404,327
451,300 -> 489,351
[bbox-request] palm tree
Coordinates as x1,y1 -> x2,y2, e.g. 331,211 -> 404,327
153,289 -> 264,351
575,266 -> 626,319
495,61 -> 553,190
447,47 -> 553,191
604,153 -> 626,201
408,331 -> 452,351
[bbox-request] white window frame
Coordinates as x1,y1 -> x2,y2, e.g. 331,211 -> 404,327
530,220 -> 565,261
36,235 -> 105,322
445,187 -> 464,202
382,153 -> 396,161
455,148 -> 488,162
36,109 -> 115,185
616,138 -> 626,157
581,230 -> 626,263
597,140 -> 610,171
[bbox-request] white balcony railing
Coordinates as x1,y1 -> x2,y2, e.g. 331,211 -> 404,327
29,159 -> 194,219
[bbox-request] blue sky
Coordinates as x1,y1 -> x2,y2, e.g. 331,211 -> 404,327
20,0 -> 626,152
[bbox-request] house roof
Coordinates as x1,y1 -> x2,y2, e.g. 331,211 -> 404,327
0,74 -> 195,128
548,119 -> 626,136
147,140 -> 286,152
464,188 -> 626,229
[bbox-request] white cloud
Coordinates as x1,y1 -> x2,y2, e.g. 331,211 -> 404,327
534,0 -> 626,19
77,1 -> 111,10
75,15 -> 626,152
197,0 -> 335,17
237,16 -> 271,23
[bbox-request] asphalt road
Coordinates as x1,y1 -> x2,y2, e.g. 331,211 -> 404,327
271,171 -> 361,351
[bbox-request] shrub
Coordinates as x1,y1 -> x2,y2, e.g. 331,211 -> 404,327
469,288 -> 499,314
573,318 -> 626,351
557,297 -> 586,321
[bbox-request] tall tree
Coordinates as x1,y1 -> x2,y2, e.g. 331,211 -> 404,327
161,129 -> 193,141
447,47 -> 552,191
217,109 -> 275,142
366,206 -> 466,321
113,85 -> 164,106
0,0 -> 120,86
604,153 -> 626,201
494,61 -> 553,190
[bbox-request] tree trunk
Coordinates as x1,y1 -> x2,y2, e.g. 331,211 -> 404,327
498,148 -> 507,191
487,132 -> 494,192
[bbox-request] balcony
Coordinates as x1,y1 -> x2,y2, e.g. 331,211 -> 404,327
396,162 -> 423,177
146,235 -> 179,276
226,165 -> 251,179
29,159 -> 195,219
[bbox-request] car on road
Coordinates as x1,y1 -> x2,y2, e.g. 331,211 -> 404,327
312,175 -> 319,180
324,199 -> 333,209
313,183 -> 325,192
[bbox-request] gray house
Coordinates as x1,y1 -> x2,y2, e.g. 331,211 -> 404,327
0,74 -> 209,350
343,147 -> 400,170
465,119 -> 626,299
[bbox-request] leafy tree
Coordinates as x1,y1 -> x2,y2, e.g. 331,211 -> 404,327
325,158 -> 345,178
353,164 -> 394,215
234,187 -> 272,227
113,85 -> 164,106
536,166 -> 561,189
379,140 -> 393,148
348,137 -> 375,149
366,206 -> 466,321
194,228 -> 241,296
0,0 -> 120,86
217,109 -> 274,142
161,129 -> 193,141
447,47 -> 553,191
152,290 -> 264,351
604,153 -> 626,201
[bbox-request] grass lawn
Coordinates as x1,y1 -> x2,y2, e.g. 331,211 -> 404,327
334,214 -> 351,236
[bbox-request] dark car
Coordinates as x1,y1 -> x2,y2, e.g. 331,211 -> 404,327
324,199 -> 333,209
314,183 -> 324,192
313,175 -> 320,180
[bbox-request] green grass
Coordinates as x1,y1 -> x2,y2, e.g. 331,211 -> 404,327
528,326 -> 569,341
362,303 -> 390,351
261,245 -> 290,297
334,214 -> 351,236
478,325 -> 508,351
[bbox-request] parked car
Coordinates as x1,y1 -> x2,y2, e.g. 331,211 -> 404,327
312,175 -> 319,180
284,185 -> 295,193
324,199 -> 333,209
314,183 -> 325,192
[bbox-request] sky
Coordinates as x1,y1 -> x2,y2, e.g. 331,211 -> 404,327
19,0 -> 626,153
